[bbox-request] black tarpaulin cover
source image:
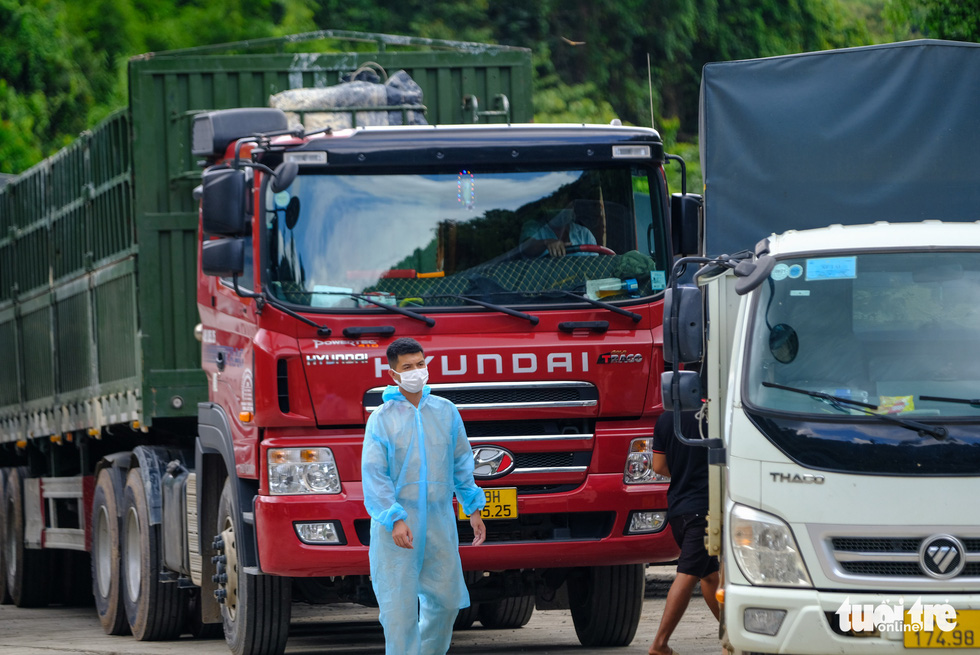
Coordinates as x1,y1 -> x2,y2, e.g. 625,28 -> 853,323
699,40 -> 980,255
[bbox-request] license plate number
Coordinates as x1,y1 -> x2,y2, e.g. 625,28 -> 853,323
458,488 -> 517,520
905,610 -> 980,648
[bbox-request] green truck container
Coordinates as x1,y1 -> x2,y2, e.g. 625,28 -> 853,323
0,31 -> 532,443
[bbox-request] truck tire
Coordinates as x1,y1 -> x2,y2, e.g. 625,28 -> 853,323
0,468 -> 11,605
215,477 -> 291,655
121,467 -> 187,640
53,550 -> 94,606
453,602 -> 480,630
568,564 -> 644,647
92,468 -> 129,634
478,595 -> 534,629
4,467 -> 50,607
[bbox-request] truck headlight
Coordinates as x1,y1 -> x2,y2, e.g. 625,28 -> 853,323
624,438 -> 670,484
268,448 -> 341,495
730,504 -> 811,587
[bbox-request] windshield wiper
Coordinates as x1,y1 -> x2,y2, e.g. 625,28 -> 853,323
267,287 -> 435,327
762,381 -> 948,440
920,395 -> 980,409
428,294 -> 539,325
346,292 -> 435,327
234,278 -> 332,336
555,290 -> 642,322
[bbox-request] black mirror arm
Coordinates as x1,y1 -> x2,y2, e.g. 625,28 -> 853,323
664,153 -> 687,196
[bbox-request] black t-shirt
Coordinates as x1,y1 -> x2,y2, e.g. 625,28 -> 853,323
651,411 -> 709,518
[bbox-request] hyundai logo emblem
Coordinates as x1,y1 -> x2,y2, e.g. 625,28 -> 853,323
472,447 -> 516,479
919,534 -> 966,579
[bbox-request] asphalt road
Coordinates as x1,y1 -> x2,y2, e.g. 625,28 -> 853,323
0,567 -> 723,655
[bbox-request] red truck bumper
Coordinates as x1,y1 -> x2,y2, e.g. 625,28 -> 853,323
254,474 -> 677,576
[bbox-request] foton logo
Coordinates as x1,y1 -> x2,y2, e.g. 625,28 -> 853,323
472,447 -> 516,479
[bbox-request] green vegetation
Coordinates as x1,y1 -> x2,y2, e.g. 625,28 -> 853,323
2,0 -> 978,175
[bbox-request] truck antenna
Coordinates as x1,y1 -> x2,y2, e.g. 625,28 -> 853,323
647,52 -> 655,131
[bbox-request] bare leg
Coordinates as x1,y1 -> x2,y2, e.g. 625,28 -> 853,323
700,571 -> 720,620
649,571 -> 699,655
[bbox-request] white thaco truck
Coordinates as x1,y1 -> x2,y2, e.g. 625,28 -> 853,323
662,40 -> 980,654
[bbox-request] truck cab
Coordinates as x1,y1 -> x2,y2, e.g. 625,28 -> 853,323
195,111 -> 696,648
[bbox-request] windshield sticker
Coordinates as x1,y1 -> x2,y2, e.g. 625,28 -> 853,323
650,270 -> 666,291
878,395 -> 914,414
788,264 -> 803,278
806,256 -> 857,280
790,289 -> 810,296
770,263 -> 790,281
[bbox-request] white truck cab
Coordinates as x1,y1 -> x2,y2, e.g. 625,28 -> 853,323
700,221 -> 980,654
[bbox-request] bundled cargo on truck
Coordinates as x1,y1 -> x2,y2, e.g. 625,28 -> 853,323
270,65 -> 428,130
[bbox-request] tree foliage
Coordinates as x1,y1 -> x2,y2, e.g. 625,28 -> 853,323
886,0 -> 980,41
2,0 -> 977,175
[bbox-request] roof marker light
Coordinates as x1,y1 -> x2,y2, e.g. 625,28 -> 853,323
284,151 -> 327,165
612,145 -> 651,159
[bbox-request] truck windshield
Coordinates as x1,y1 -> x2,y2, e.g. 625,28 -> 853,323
742,251 -> 980,474
263,166 -> 668,309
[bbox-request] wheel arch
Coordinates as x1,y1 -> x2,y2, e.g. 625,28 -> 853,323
197,403 -> 259,571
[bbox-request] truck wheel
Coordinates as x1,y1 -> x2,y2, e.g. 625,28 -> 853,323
453,602 -> 480,630
0,468 -> 11,605
121,467 -> 187,640
4,467 -> 50,607
54,550 -> 94,606
478,595 -> 534,629
92,468 -> 129,634
568,564 -> 644,647
215,477 -> 291,655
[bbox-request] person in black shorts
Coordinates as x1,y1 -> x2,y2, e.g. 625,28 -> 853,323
648,410 -> 720,655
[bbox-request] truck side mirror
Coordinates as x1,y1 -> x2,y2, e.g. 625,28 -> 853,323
662,285 -> 703,363
671,193 -> 702,256
201,167 -> 248,236
661,370 -> 703,411
270,161 -> 299,193
201,238 -> 245,277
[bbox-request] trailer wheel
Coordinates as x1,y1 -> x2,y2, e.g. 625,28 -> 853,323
92,468 -> 129,634
0,468 -> 11,605
4,467 -> 50,607
54,550 -> 94,606
121,468 -> 187,640
478,595 -> 534,629
568,564 -> 644,647
215,477 -> 291,655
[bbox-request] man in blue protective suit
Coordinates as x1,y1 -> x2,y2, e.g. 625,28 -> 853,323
362,337 -> 487,655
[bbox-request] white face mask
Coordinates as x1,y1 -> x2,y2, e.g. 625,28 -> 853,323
395,367 -> 428,394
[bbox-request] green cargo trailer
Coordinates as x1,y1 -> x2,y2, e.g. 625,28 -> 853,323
0,31 -> 532,444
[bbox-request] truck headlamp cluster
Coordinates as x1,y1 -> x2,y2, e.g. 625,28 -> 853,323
268,447 -> 341,495
624,438 -> 670,484
730,504 -> 811,587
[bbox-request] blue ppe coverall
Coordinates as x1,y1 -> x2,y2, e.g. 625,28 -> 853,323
362,385 -> 486,655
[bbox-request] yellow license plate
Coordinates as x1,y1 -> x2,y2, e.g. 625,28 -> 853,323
458,488 -> 517,520
905,610 -> 980,648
